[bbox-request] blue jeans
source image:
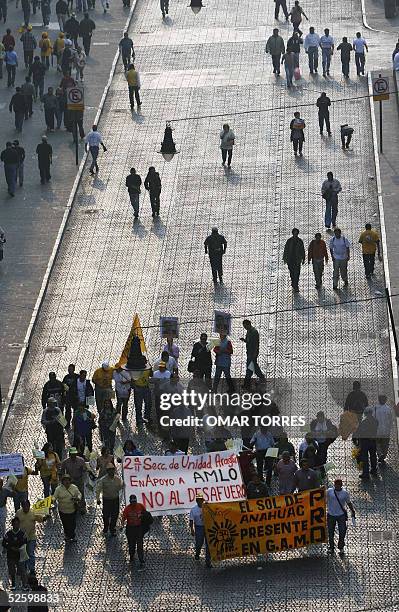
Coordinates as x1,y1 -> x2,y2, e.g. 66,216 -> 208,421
285,64 -> 294,86
322,48 -> 332,74
324,195 -> 338,228
134,386 -> 152,423
89,146 -> 99,172
327,514 -> 347,550
307,47 -> 318,72
129,192 -> 140,217
26,540 -> 36,573
194,525 -> 211,564
4,163 -> 17,195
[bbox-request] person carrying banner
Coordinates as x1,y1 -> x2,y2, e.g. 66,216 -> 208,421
121,494 -> 146,569
189,493 -> 212,568
326,479 -> 355,555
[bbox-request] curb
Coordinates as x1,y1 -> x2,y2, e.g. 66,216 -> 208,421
1,0 -> 140,436
361,0 -> 392,33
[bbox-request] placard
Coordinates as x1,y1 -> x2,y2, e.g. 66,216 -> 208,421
0,453 -> 24,477
213,310 -> 231,335
160,317 -> 179,338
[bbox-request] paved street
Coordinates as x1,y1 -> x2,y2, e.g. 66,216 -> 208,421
1,0 -> 399,610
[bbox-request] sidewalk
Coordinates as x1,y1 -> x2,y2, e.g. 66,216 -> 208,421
0,0 -> 135,402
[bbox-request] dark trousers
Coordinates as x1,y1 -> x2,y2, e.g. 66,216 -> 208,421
274,0 -> 288,19
116,394 -> 130,420
73,430 -> 92,452
318,113 -> 330,134
209,254 -> 223,283
255,450 -> 273,485
102,498 -> 119,533
89,146 -> 99,172
341,57 -> 350,77
126,525 -> 144,562
7,558 -> 27,588
14,112 -> 24,132
194,525 -> 211,563
292,138 -> 303,155
355,52 -> 365,75
271,54 -> 281,74
4,164 -> 17,194
149,191 -> 160,216
360,439 -> 377,476
324,196 -> 338,228
39,161 -> 51,183
174,438 -> 189,453
288,262 -> 301,289
160,0 -> 169,15
45,108 -> 55,129
307,47 -> 318,72
213,366 -> 235,392
42,476 -> 57,498
59,511 -> 77,539
244,356 -> 265,385
128,86 -> 141,108
327,513 -> 347,550
82,35 -> 91,55
24,50 -> 33,67
122,53 -> 131,70
24,96 -> 33,118
33,78 -> 45,101
72,118 -> 85,142
316,440 -> 329,466
6,65 -> 16,87
134,386 -> 152,424
0,0 -> 7,21
363,253 -> 375,277
221,148 -> 232,165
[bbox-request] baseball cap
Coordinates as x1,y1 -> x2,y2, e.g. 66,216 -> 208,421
69,447 -> 78,455
159,361 -> 166,367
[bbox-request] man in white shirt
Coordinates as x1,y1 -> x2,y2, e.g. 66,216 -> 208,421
321,171 -> 342,230
189,493 -> 211,567
373,394 -> 393,464
319,28 -> 334,77
327,479 -> 355,555
84,124 -> 106,175
153,350 -> 177,374
353,31 -> 368,76
304,26 -> 320,74
113,367 -> 131,421
329,228 -> 350,290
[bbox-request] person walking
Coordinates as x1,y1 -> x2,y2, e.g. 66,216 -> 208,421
144,166 -> 161,217
112,367 -> 131,421
62,364 -> 78,429
330,228 -> 350,290
125,64 -> 141,109
29,56 -> 46,101
53,33 -> 65,72
321,171 -> 342,230
308,232 -> 328,289
96,464 -> 123,536
240,319 -> 265,389
79,13 -> 95,56
340,124 -> 354,149
359,223 -> 381,278
133,367 -> 152,426
1,142 -> 19,196
5,46 -> 18,88
65,14 -> 80,47
125,167 -> 142,219
21,77 -> 34,119
293,458 -> 319,491
288,1 -> 308,34
344,381 -> 368,420
21,0 -> 31,25
289,111 -> 305,156
39,32 -> 52,70
316,92 -> 331,136
0,226 -> 5,263
319,28 -> 334,77
373,395 -> 393,464
20,26 -> 37,69
310,411 -> 337,466
282,50 -> 295,87
274,0 -> 289,20
2,29 -> 15,51
119,32 -> 135,70
85,125 -> 106,175
9,88 -> 26,133
121,494 -> 146,568
160,0 -> 169,19
304,26 -> 319,73
265,28 -> 285,75
56,0 -> 69,32
326,479 -> 355,555
55,87 -> 66,129
286,31 -> 302,68
92,361 -> 113,412
53,474 -> 81,542
41,398 -> 65,459
98,399 -> 118,452
15,500 -> 45,576
60,447 -> 87,511
250,426 -> 275,484
72,403 -> 95,452
283,228 -> 305,292
0,41 -> 4,79
212,331 -> 235,393
204,227 -> 227,284
189,494 -> 212,568
353,32 -> 368,76
35,442 -> 60,498
189,334 -> 212,383
36,135 -> 52,184
41,0 -> 51,27
13,141 -> 25,188
73,46 -> 86,81
336,37 -> 353,78
354,408 -> 378,479
0,0 -> 7,23
42,87 -> 57,131
276,451 -> 298,494
2,517 -> 29,590
220,123 -> 235,167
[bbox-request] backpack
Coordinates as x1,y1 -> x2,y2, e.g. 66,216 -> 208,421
141,509 -> 154,535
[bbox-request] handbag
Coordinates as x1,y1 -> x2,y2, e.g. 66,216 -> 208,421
187,359 -> 196,373
333,489 -> 348,521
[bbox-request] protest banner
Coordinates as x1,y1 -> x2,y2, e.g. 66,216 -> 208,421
202,487 -> 326,562
123,451 -> 246,516
32,496 -> 53,516
0,453 -> 24,477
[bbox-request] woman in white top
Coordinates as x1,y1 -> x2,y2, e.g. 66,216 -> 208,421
220,123 -> 235,167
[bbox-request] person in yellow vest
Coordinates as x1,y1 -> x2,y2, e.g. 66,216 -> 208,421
53,31 -> 65,72
125,63 -> 141,110
38,32 -> 52,70
92,361 -> 114,413
15,500 -> 46,575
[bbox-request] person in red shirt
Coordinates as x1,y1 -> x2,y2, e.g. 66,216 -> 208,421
308,232 -> 329,290
2,29 -> 15,51
121,494 -> 146,568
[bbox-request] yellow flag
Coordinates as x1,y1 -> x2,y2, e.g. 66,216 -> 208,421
116,313 -> 147,367
32,496 -> 53,516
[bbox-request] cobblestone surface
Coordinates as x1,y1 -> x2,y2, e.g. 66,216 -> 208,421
1,0 -> 399,610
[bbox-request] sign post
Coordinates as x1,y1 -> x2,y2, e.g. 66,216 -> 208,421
66,85 -> 85,166
372,74 -> 390,154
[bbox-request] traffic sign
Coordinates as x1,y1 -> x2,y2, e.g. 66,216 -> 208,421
66,85 -> 85,111
372,76 -> 390,101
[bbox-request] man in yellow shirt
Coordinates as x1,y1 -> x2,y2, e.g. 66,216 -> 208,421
92,361 -> 114,413
125,63 -> 141,109
13,466 -> 36,512
15,500 -> 46,575
359,223 -> 382,279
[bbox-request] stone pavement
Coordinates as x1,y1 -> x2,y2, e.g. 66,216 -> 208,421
0,0 -> 136,402
1,0 -> 399,611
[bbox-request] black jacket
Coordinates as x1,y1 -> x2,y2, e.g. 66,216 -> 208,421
79,17 -> 96,37
3,529 -> 27,561
14,145 -> 25,163
41,378 -> 65,408
56,0 -> 69,13
0,147 -> 19,165
126,173 -> 142,193
29,61 -> 46,82
65,17 -> 80,37
344,389 -> 368,416
355,415 -> 378,440
283,236 -> 305,264
191,341 -> 212,371
9,93 -> 26,113
316,95 -> 331,115
204,233 -> 227,256
144,170 -> 161,194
